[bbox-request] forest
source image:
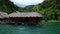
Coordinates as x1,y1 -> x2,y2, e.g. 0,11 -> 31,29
0,0 -> 60,22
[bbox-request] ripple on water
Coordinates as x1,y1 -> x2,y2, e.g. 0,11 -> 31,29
0,22 -> 60,34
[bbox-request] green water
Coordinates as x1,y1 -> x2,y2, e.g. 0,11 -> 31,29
0,22 -> 60,34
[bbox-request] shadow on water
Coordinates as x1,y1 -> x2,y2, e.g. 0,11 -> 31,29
5,22 -> 42,27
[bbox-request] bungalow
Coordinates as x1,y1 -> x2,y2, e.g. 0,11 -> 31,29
8,11 -> 43,24
0,12 -> 9,21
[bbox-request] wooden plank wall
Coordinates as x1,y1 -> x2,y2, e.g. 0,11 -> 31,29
8,17 -> 41,24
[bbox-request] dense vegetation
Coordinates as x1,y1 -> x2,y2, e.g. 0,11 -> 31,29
0,0 -> 19,13
0,0 -> 60,21
32,0 -> 60,21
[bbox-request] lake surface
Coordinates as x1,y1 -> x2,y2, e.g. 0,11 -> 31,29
0,22 -> 60,34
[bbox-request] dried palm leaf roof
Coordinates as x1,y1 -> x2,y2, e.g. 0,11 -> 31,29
9,11 -> 43,17
0,12 -> 9,18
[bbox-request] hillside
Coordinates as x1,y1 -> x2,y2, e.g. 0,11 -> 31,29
32,0 -> 60,20
0,0 -> 19,14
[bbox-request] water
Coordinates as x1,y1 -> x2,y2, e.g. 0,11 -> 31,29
0,22 -> 60,34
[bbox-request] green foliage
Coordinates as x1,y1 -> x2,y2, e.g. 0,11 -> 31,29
0,0 -> 19,14
32,0 -> 60,20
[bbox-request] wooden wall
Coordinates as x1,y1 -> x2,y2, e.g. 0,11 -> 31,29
8,17 -> 42,24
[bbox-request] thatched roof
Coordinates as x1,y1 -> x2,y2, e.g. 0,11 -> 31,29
9,11 -> 42,17
0,12 -> 9,18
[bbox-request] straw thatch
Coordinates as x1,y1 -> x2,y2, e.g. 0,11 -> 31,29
9,11 -> 42,17
0,12 -> 9,19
